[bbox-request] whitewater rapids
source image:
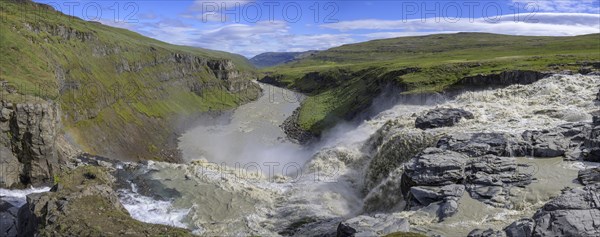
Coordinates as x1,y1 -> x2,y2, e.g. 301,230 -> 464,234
118,75 -> 599,236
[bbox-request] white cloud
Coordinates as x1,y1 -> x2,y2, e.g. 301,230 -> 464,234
321,13 -> 600,36
106,18 -> 355,57
511,0 -> 600,13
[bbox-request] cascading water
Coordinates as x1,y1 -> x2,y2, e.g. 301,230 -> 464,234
117,74 -> 599,236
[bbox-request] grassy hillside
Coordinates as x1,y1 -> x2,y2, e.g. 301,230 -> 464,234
261,33 -> 600,136
0,0 -> 261,161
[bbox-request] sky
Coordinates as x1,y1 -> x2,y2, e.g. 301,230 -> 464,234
34,0 -> 600,57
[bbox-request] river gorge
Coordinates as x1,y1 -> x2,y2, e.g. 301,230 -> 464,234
10,74 -> 589,236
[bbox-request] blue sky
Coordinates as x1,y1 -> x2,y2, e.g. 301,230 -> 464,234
34,0 -> 600,57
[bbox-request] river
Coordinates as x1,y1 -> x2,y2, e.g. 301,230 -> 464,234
110,75 -> 600,236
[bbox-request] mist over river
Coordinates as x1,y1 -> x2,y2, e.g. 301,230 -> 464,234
114,75 -> 599,236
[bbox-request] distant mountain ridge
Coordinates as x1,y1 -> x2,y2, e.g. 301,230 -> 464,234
249,51 -> 319,68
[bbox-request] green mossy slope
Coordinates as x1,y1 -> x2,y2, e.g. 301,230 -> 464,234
0,0 -> 261,161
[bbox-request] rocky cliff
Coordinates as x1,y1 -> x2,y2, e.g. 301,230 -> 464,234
0,102 -> 62,188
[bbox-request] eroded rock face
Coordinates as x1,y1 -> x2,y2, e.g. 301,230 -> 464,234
0,102 -> 61,188
415,108 -> 474,129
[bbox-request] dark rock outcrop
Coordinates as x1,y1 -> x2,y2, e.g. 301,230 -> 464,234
503,218 -> 534,237
1,200 -> 19,237
402,148 -> 468,189
399,146 -> 536,217
0,102 -> 61,188
578,167 -> 600,185
415,108 -> 474,129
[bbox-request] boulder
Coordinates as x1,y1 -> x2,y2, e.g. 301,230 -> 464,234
415,108 -> 474,129
578,167 -> 600,185
402,148 -> 468,190
503,218 -> 534,237
336,214 -> 409,237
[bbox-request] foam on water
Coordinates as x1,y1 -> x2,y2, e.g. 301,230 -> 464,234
0,187 -> 51,207
124,74 -> 600,235
117,182 -> 191,230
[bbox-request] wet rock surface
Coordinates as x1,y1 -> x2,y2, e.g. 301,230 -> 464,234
415,108 -> 474,129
